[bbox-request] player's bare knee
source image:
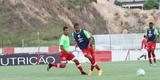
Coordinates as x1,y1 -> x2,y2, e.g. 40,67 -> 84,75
84,55 -> 88,58
73,59 -> 78,63
85,55 -> 89,58
85,55 -> 92,59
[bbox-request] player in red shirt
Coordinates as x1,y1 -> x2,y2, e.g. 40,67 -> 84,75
137,35 -> 147,60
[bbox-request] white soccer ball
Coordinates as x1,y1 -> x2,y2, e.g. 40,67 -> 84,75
136,69 -> 145,76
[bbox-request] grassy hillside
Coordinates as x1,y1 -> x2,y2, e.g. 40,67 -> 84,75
0,0 -> 99,47
1,0 -> 160,47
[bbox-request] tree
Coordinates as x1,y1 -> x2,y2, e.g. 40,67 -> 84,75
144,0 -> 159,10
114,0 -> 122,6
158,0 -> 160,9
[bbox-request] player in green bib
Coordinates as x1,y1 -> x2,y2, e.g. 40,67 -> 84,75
47,26 -> 87,75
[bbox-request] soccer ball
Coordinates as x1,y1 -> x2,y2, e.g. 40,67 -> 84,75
136,69 -> 145,76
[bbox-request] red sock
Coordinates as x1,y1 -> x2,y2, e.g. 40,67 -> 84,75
95,64 -> 101,70
88,56 -> 101,71
87,56 -> 95,71
152,53 -> 156,64
91,65 -> 94,71
91,54 -> 95,71
149,58 -> 152,64
75,61 -> 83,73
148,52 -> 152,64
77,66 -> 83,73
51,63 -> 63,68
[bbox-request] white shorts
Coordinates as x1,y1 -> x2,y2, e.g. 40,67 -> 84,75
141,49 -> 147,55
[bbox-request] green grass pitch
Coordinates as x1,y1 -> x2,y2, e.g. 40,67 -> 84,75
0,61 -> 160,80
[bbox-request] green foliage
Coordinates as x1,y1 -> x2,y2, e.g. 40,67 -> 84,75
60,0 -> 96,9
0,26 -> 62,47
144,0 -> 159,10
114,0 -> 122,6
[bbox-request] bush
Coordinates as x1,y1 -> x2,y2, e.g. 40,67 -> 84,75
144,0 -> 159,10
114,0 -> 122,6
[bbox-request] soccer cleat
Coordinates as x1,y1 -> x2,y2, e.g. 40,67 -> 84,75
81,71 -> 88,75
152,63 -> 157,67
98,69 -> 103,76
47,63 -> 52,71
88,70 -> 93,76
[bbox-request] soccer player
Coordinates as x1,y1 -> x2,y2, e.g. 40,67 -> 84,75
137,35 -> 147,60
72,23 -> 102,76
145,22 -> 159,65
47,26 -> 87,75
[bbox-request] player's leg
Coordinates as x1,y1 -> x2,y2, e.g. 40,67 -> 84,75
67,53 -> 87,75
83,49 -> 95,70
47,63 -> 66,71
147,50 -> 152,64
151,50 -> 156,64
147,43 -> 152,65
83,49 -> 95,67
90,46 -> 102,76
138,49 -> 147,60
144,49 -> 147,60
47,52 -> 67,71
144,55 -> 147,60
82,49 -> 94,76
151,43 -> 156,64
139,55 -> 145,59
84,54 -> 94,76
72,59 -> 87,75
83,47 -> 102,76
137,55 -> 144,60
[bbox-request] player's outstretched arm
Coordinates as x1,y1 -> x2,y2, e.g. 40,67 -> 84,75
60,45 -> 68,53
88,37 -> 94,48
